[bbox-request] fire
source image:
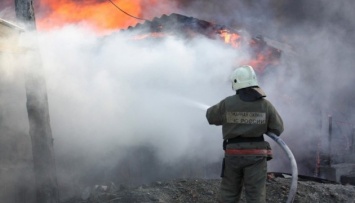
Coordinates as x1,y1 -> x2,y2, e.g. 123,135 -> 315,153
35,0 -> 163,33
218,30 -> 279,73
246,52 -> 279,73
219,29 -> 241,48
217,29 -> 280,72
33,3 -> 281,73
247,54 -> 269,73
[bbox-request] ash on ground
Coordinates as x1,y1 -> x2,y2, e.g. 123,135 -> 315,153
63,174 -> 355,203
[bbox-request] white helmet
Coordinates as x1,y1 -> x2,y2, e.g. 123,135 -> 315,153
230,65 -> 258,91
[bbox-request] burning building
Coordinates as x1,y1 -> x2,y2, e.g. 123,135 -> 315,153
122,13 -> 281,74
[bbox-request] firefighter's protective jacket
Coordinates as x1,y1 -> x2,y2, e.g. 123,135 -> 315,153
206,94 -> 284,140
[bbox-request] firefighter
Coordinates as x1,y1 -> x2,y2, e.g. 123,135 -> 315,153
206,65 -> 284,203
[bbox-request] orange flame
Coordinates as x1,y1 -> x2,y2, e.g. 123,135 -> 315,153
34,0 -> 280,72
247,54 -> 268,73
36,0 -> 163,33
218,30 -> 279,72
219,29 -> 241,48
245,51 -> 280,73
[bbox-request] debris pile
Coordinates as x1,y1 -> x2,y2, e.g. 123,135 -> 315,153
63,174 -> 355,203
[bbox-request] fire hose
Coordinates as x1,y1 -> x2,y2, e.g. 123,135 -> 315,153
266,132 -> 298,203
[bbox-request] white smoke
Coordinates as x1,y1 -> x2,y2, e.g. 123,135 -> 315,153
14,24 -> 255,190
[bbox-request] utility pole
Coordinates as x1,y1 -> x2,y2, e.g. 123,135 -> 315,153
14,0 -> 59,202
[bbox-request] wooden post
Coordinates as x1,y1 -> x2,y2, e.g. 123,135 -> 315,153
14,0 -> 36,29
14,0 -> 59,202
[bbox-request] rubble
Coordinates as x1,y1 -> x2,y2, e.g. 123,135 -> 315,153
62,174 -> 355,203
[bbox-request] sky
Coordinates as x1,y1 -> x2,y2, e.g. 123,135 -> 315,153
1,0 -> 355,200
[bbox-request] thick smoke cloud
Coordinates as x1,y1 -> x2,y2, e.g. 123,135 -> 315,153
31,25 -> 255,196
1,24 -> 249,199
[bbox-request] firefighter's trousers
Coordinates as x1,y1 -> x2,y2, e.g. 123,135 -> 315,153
219,156 -> 267,203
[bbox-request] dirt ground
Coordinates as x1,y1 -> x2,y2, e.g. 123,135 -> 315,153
63,173 -> 355,203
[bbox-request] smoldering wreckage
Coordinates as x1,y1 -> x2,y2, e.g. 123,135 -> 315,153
1,6 -> 355,203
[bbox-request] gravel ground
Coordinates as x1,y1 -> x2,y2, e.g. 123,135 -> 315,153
63,173 -> 355,203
